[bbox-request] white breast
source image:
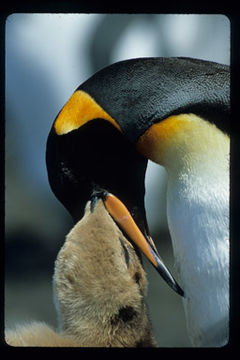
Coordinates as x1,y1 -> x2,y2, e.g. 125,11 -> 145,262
167,166 -> 229,347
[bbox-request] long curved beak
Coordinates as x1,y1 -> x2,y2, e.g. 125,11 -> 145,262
103,192 -> 184,297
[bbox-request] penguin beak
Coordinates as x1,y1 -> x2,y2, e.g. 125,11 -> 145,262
103,192 -> 184,297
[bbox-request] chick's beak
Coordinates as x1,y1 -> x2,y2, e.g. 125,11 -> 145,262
103,192 -> 184,297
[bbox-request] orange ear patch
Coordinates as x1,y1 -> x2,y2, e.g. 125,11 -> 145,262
54,90 -> 122,135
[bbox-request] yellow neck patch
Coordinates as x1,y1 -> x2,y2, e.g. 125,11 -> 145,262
136,113 -> 229,170
136,114 -> 194,164
54,90 -> 122,135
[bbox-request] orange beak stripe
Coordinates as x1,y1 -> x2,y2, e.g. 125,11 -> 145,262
104,193 -> 158,267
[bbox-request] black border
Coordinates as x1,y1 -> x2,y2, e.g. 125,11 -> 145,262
1,2 -> 240,356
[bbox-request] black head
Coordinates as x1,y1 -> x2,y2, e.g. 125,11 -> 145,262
46,118 -> 147,232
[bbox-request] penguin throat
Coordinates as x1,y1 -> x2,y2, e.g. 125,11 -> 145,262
137,113 -> 229,177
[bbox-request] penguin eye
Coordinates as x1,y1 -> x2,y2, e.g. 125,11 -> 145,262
119,237 -> 142,287
134,272 -> 141,286
119,237 -> 130,267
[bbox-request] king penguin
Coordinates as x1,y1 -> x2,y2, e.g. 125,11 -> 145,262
46,57 -> 230,347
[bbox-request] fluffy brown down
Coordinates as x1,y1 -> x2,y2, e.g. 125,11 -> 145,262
6,200 -> 156,347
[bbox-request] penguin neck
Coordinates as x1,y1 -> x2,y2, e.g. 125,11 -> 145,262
161,115 -> 230,181
164,122 -> 230,346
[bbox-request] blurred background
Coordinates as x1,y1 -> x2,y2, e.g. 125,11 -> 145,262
5,14 -> 230,347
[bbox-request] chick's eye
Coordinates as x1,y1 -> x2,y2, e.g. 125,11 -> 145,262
119,237 -> 130,267
134,272 -> 141,286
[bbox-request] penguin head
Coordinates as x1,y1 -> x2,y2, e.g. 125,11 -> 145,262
46,104 -> 147,231
47,56 -> 229,220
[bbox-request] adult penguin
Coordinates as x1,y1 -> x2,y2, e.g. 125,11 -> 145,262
46,57 -> 230,346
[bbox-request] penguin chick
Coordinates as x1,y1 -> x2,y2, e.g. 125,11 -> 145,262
53,199 -> 156,347
6,199 -> 156,347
